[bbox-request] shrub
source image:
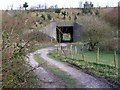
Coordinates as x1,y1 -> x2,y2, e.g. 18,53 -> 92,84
2,11 -> 40,88
27,31 -> 51,43
41,14 -> 46,20
79,16 -> 114,51
55,9 -> 61,15
47,14 -> 52,20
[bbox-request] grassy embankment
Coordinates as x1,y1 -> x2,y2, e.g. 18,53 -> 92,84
48,51 -> 120,87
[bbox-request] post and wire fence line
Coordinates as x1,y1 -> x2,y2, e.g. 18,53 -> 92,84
56,43 -> 118,68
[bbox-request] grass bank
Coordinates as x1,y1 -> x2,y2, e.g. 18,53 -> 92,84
48,51 -> 120,87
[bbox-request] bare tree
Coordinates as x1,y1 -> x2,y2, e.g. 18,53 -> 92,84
44,3 -> 47,10
38,4 -> 41,9
55,4 -> 58,9
118,1 -> 120,7
79,1 -> 83,8
10,4 -> 13,10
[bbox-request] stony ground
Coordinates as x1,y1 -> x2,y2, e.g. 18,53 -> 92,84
26,44 -> 114,88
26,53 -> 67,88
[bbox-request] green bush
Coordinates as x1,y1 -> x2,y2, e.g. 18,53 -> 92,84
47,14 -> 52,20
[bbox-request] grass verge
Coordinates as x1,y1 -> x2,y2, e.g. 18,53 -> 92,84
48,51 -> 120,88
34,54 -> 83,88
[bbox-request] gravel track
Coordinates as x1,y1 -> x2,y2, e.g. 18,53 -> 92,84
27,44 -> 114,88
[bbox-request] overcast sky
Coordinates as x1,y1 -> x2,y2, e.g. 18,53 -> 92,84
0,0 -> 119,10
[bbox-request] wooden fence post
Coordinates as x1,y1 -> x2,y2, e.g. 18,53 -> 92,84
70,45 -> 72,55
114,50 -> 116,68
70,45 -> 73,59
75,46 -> 77,54
58,45 -> 61,56
57,46 -> 59,56
82,54 -> 85,61
96,47 -> 99,64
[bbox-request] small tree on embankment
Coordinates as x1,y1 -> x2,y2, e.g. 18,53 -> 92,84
79,16 -> 114,51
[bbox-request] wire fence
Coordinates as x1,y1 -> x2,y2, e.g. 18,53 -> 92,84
56,43 -> 118,68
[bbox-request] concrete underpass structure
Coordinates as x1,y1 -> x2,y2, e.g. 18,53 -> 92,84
40,22 -> 84,43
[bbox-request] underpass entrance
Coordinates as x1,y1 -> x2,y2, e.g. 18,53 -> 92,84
56,26 -> 73,43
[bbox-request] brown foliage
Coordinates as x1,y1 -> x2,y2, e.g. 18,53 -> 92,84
2,10 -> 50,88
99,7 -> 118,26
78,16 -> 114,51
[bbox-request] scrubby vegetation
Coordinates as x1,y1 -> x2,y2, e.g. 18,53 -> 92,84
2,10 -> 53,88
99,7 -> 118,27
1,2 -> 119,88
77,16 -> 115,51
49,50 -> 120,88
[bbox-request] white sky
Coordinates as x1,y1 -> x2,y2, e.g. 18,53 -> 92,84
0,0 -> 119,10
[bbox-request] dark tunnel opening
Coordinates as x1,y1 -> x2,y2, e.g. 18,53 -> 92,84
56,26 -> 73,43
